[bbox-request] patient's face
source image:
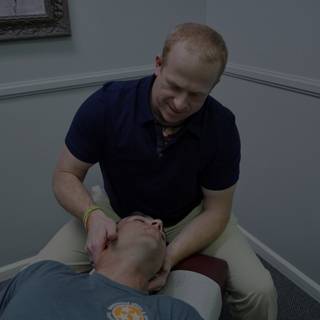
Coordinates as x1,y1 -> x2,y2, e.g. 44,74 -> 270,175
116,215 -> 167,267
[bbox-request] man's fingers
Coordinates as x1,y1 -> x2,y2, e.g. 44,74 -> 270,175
85,216 -> 118,266
108,233 -> 117,241
89,242 -> 105,266
91,249 -> 102,266
85,231 -> 107,265
106,222 -> 118,240
148,276 -> 166,292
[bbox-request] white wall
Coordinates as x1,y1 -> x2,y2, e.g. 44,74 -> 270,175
206,0 -> 320,288
0,0 -> 206,266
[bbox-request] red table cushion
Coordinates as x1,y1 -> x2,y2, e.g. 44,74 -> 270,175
173,254 -> 229,292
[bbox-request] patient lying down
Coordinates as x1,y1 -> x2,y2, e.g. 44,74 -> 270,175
0,215 -> 203,319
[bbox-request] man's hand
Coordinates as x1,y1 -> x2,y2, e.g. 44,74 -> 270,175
148,254 -> 173,293
85,211 -> 118,266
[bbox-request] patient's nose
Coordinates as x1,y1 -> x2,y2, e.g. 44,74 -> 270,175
151,219 -> 163,232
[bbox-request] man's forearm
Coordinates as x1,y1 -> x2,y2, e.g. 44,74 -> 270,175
52,171 -> 94,220
167,209 -> 230,266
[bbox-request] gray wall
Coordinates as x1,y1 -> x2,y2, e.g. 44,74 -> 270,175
207,1 -> 320,284
0,0 -> 206,266
1,0 -> 319,290
0,1 -> 205,84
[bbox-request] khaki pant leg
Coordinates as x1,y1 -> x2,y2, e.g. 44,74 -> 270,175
201,215 -> 278,320
165,204 -> 278,320
164,202 -> 204,242
32,218 -> 89,272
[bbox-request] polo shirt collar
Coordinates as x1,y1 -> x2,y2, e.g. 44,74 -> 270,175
184,97 -> 210,138
137,74 -> 157,125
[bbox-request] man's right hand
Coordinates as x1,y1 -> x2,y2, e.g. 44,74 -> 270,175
85,211 -> 118,266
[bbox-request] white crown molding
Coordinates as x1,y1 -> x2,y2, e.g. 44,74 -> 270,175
0,64 -> 154,100
239,225 -> 320,303
225,63 -> 320,98
1,62 -> 319,100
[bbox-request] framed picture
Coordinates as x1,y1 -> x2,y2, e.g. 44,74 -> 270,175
0,0 -> 71,41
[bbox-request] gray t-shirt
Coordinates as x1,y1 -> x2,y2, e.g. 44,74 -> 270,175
0,261 -> 203,319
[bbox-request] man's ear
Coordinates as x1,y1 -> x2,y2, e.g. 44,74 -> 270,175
154,55 -> 163,76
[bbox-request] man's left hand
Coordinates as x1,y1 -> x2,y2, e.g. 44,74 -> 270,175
148,255 -> 173,293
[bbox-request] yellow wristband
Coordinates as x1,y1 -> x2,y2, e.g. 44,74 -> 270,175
82,205 -> 102,231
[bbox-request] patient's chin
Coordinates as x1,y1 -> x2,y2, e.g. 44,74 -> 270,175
135,237 -> 164,257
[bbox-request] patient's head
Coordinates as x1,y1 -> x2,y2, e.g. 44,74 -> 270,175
96,213 -> 167,277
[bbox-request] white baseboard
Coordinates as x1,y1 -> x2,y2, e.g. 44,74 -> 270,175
239,226 -> 320,303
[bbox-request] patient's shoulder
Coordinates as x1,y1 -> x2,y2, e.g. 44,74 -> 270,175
155,294 -> 204,319
20,260 -> 73,279
0,260 -> 73,305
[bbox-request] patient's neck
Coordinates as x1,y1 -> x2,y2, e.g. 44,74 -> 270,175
95,247 -> 155,293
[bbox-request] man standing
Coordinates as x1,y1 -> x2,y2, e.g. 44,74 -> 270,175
50,23 -> 277,319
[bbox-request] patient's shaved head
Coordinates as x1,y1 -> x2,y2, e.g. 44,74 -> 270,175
98,214 -> 166,277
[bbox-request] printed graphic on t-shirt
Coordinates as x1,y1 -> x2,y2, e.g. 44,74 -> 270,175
107,302 -> 148,320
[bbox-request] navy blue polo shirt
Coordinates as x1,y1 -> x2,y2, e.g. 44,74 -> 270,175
65,75 -> 240,226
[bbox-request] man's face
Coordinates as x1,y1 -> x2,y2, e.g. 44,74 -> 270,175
116,215 -> 167,265
151,42 -> 221,127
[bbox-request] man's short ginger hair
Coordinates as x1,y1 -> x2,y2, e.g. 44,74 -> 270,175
161,22 -> 228,78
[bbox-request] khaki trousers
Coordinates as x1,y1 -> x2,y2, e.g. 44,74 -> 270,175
35,188 -> 277,320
